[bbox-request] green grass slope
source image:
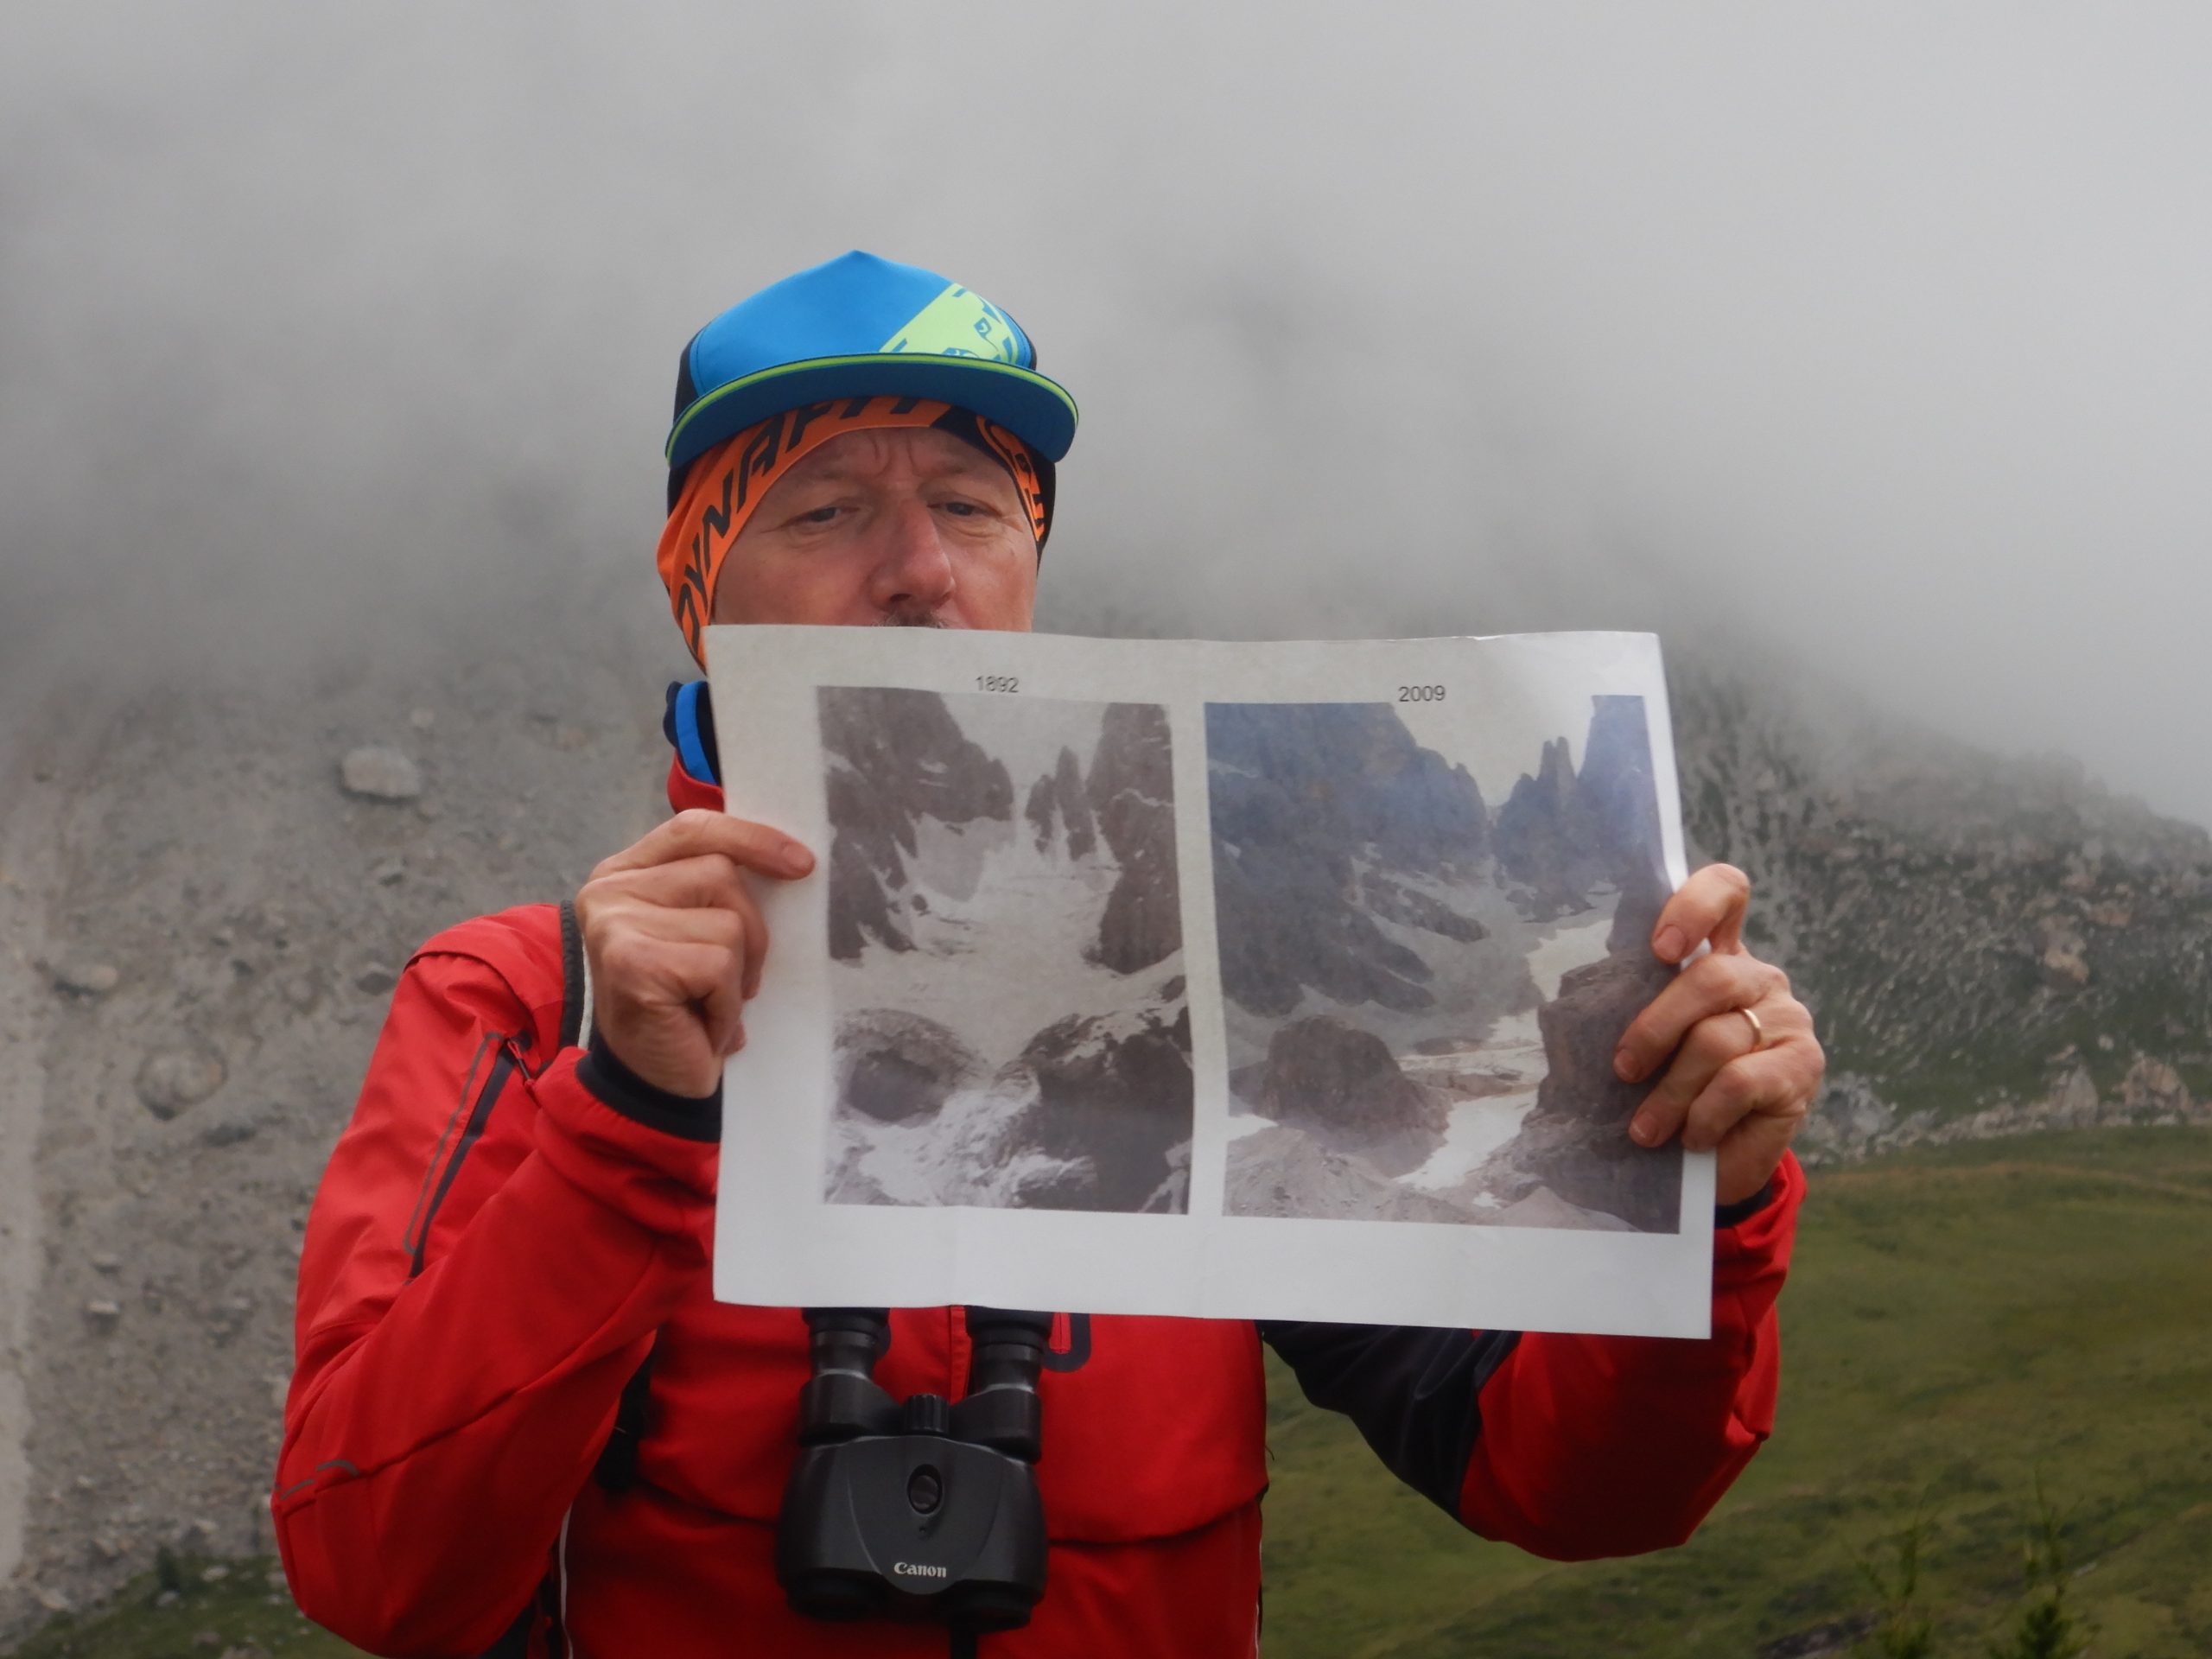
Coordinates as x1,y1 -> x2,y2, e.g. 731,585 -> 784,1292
16,1128 -> 2209,1658
1260,1127 -> 2212,1658
8,1558 -> 353,1659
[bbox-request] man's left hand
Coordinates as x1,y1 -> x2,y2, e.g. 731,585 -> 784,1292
1611,863 -> 1826,1206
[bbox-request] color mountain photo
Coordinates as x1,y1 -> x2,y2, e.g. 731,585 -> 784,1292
1209,696 -> 1682,1231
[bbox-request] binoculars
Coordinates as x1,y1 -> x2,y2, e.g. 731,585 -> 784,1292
777,1306 -> 1052,1633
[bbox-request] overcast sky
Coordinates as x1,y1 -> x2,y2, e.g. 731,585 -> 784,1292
5,3 -> 2209,825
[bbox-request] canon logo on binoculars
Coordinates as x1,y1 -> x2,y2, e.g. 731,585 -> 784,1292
893,1561 -> 950,1580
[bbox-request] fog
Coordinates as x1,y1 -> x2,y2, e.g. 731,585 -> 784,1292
5,3 -> 2209,823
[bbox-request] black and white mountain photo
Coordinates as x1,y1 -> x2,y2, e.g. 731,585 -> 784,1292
1209,695 -> 1682,1231
817,686 -> 1192,1213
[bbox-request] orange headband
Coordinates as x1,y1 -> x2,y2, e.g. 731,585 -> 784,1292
658,396 -> 1049,662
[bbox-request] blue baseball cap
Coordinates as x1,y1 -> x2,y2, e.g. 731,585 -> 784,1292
664,251 -> 1078,504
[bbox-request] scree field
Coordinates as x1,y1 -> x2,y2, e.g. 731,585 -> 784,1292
13,1128 -> 2210,1659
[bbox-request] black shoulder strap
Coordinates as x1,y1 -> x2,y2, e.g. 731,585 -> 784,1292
556,899 -> 589,1052
562,894 -> 653,1494
594,1341 -> 658,1493
477,1602 -> 535,1658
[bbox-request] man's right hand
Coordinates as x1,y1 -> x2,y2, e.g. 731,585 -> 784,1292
575,808 -> 817,1097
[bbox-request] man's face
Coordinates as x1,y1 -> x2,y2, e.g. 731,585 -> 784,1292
709,426 -> 1039,632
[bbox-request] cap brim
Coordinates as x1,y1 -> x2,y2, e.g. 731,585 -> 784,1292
665,354 -> 1078,474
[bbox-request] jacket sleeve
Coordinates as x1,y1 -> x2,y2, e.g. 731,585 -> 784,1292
1263,1151 -> 1802,1561
272,947 -> 719,1656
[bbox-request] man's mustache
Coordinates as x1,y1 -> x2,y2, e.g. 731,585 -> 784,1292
877,608 -> 946,628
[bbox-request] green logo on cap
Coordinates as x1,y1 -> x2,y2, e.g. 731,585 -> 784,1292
881,283 -> 1023,365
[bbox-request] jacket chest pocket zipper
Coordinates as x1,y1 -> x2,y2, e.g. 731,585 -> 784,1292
404,1031 -> 527,1277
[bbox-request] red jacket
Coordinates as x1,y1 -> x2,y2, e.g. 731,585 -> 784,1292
276,746 -> 1802,1658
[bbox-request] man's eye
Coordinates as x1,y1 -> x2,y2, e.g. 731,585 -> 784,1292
799,505 -> 842,524
939,501 -> 980,518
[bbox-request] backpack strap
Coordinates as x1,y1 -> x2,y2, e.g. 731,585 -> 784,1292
594,1341 -> 658,1493
559,895 -> 656,1494
556,898 -> 592,1052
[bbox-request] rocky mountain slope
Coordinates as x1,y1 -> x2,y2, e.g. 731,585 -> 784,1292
0,607 -> 673,1635
1670,664 -> 2212,1159
1,621 -> 2206,1634
1207,702 -> 1493,1018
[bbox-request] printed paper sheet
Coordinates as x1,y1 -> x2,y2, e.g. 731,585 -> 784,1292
704,626 -> 1713,1338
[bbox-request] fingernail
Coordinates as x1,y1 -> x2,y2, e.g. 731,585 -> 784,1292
1654,926 -> 1685,963
1613,1047 -> 1638,1082
781,843 -> 814,876
1629,1115 -> 1658,1146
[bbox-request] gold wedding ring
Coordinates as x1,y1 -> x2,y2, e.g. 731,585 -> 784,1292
1737,1006 -> 1767,1052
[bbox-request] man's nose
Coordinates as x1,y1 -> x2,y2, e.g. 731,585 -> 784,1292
867,498 -> 956,615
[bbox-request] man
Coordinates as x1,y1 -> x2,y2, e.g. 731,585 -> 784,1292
275,251 -> 1823,1656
